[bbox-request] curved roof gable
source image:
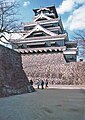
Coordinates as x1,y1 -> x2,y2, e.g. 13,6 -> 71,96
22,24 -> 57,39
33,12 -> 52,22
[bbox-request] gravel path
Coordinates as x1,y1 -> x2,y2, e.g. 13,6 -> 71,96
0,89 -> 85,120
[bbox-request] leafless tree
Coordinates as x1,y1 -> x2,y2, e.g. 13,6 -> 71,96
0,0 -> 21,33
73,29 -> 85,59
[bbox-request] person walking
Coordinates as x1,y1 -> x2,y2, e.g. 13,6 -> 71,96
41,80 -> 44,89
30,80 -> 33,86
36,80 -> 40,89
45,79 -> 48,88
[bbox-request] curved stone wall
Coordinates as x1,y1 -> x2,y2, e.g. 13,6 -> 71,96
0,45 -> 34,97
22,53 -> 85,85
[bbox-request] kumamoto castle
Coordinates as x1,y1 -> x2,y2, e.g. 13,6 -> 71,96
14,5 -> 77,62
0,5 -> 85,97
9,5 -> 85,84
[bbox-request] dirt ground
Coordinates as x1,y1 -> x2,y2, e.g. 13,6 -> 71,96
0,89 -> 85,120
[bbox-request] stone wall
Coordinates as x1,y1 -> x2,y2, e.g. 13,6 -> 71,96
22,53 -> 85,85
0,45 -> 34,98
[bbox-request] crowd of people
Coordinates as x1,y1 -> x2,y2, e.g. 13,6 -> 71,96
30,79 -> 48,89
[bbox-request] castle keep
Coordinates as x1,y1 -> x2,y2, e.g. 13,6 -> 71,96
13,5 -> 77,62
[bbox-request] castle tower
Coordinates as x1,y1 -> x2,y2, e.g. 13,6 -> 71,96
13,5 -> 77,62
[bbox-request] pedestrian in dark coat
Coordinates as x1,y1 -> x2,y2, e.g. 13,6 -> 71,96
45,80 -> 48,88
41,80 -> 44,89
30,80 -> 33,86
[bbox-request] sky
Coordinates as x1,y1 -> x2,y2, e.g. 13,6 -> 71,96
3,0 -> 85,40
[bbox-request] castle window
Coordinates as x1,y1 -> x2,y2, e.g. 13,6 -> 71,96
56,40 -> 64,46
24,26 -> 34,31
65,54 -> 76,62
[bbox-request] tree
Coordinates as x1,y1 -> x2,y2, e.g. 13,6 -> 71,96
73,29 -> 85,59
0,0 -> 20,33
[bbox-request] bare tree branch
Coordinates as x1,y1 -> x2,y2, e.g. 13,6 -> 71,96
0,0 -> 21,33
73,29 -> 85,59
